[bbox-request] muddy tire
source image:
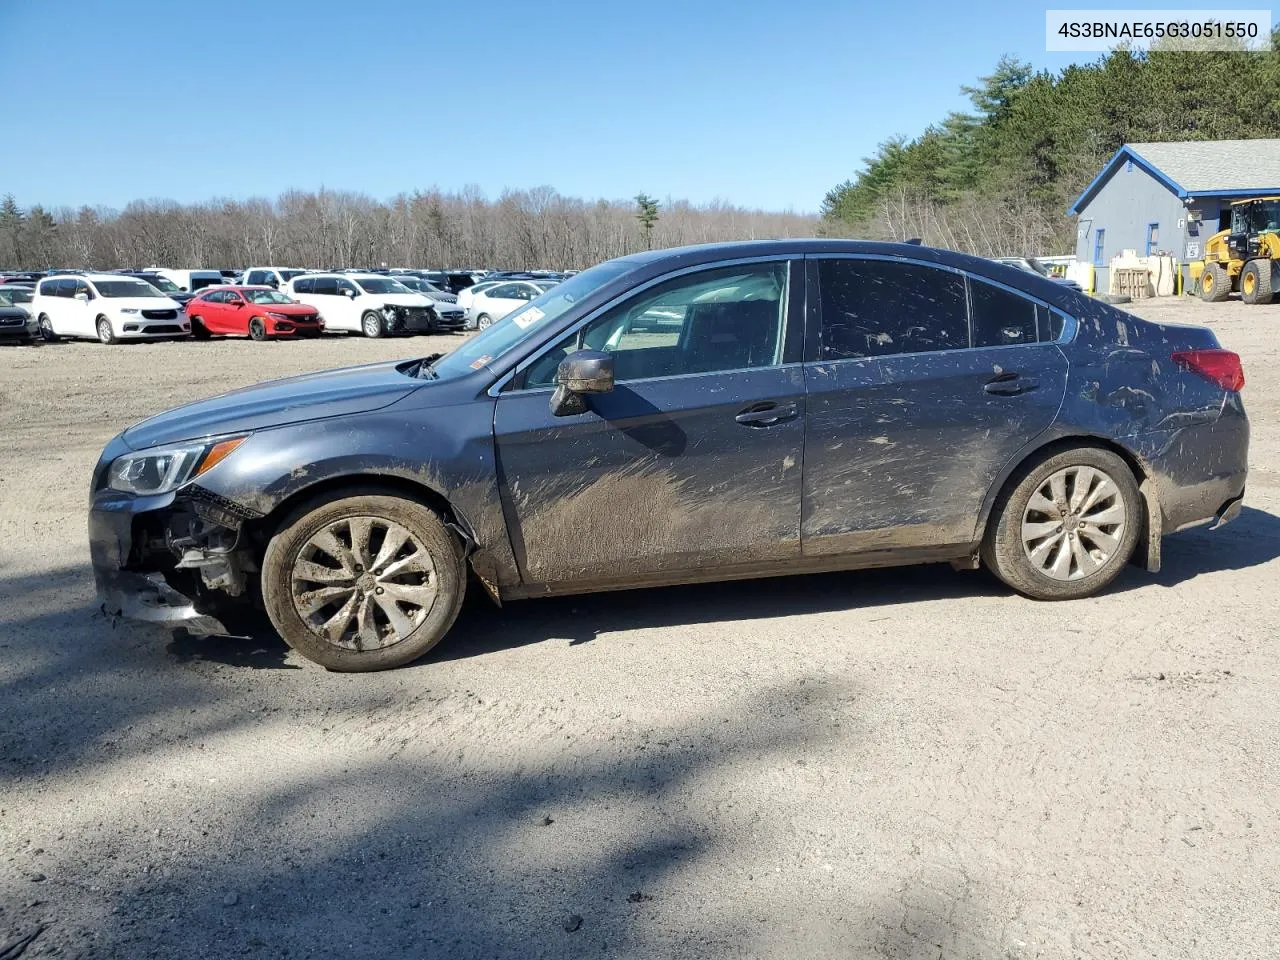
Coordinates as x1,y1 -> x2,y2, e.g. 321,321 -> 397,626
1240,259 -> 1274,305
249,317 -> 268,341
981,446 -> 1141,601
361,311 -> 384,338
1199,262 -> 1230,302
261,493 -> 465,671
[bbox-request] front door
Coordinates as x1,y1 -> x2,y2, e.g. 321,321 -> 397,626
801,257 -> 1069,556
493,260 -> 805,588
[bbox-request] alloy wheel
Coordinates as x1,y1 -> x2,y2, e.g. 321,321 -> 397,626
290,515 -> 438,651
1020,465 -> 1127,581
97,319 -> 113,343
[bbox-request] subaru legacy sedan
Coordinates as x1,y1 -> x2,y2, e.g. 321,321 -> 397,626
89,241 -> 1248,671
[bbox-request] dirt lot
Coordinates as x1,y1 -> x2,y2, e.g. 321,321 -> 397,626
2,299 -> 1278,959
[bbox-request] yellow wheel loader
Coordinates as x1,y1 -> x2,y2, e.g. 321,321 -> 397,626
1198,197 -> 1280,304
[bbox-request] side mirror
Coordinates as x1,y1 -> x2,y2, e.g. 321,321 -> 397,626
344,289 -> 356,298
74,291 -> 89,302
549,350 -> 614,417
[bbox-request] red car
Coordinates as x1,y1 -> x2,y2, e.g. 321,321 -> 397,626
187,286 -> 323,340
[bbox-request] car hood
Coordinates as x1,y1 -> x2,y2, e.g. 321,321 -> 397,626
122,359 -> 421,449
109,296 -> 184,311
370,293 -> 434,307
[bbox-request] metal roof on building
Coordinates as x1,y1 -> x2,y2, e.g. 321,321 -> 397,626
1069,139 -> 1280,214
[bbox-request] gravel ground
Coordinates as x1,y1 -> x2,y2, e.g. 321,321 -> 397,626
1,300 -> 1278,959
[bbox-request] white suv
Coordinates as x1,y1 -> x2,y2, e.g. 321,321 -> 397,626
33,274 -> 189,343
284,273 -> 438,336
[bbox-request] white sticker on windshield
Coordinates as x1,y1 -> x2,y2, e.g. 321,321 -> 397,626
513,306 -> 544,329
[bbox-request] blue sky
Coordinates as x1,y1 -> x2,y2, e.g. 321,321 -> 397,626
3,0 -> 1117,213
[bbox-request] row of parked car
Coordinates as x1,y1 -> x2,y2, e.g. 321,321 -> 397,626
0,267 -> 571,345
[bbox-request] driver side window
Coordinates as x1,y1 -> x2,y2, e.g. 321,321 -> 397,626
523,261 -> 788,388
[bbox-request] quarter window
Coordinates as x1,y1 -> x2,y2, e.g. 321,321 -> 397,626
524,261 -> 788,388
312,277 -> 339,296
817,259 -> 968,360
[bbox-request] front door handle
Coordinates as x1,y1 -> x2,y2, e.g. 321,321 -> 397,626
735,401 -> 798,427
983,373 -> 1040,396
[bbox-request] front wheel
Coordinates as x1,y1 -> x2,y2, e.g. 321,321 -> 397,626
189,315 -> 211,340
38,314 -> 58,342
982,447 -> 1141,600
249,317 -> 268,341
476,313 -> 493,331
1240,259 -> 1275,305
96,316 -> 118,345
362,311 -> 384,338
261,493 -> 466,671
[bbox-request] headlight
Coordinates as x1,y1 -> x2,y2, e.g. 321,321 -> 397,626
120,308 -> 140,315
108,436 -> 248,496
266,312 -> 289,321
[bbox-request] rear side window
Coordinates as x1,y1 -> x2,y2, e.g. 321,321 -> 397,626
246,270 -> 266,284
817,259 -> 968,360
56,278 -> 76,297
292,277 -> 314,294
969,278 -> 1064,346
38,279 -> 56,296
312,277 -> 339,296
969,279 -> 1039,347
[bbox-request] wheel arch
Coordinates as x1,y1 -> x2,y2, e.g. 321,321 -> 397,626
977,432 -> 1161,571
251,472 -> 479,557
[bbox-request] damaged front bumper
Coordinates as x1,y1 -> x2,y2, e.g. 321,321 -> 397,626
89,461 -> 261,636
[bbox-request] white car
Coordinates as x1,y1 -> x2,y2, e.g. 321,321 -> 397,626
146,268 -> 225,293
32,274 -> 189,344
466,280 -> 556,330
284,273 -> 438,337
242,267 -> 307,290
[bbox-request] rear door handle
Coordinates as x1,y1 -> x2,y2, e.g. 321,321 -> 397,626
735,401 -> 798,427
983,373 -> 1040,396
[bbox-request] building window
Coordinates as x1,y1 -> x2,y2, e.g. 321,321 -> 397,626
1093,228 -> 1106,267
1146,223 -> 1159,255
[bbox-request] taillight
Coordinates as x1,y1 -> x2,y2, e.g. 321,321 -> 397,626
1171,349 -> 1244,392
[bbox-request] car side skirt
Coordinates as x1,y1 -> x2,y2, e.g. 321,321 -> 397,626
500,542 -> 977,601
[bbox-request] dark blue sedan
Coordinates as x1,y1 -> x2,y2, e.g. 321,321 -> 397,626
89,240 -> 1248,670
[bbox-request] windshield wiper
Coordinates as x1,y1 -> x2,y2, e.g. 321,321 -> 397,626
415,353 -> 443,379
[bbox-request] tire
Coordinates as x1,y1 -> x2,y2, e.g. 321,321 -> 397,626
476,313 -> 493,331
249,317 -> 268,341
96,316 -> 118,345
1240,259 -> 1275,305
261,493 -> 466,671
1199,261 -> 1230,302
189,315 -> 211,340
981,446 -> 1142,601
362,311 -> 384,338
38,314 -> 58,342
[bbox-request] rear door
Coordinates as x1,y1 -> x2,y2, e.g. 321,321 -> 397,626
493,259 -> 806,588
801,256 -> 1069,557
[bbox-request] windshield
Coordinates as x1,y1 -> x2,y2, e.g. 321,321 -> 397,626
246,289 -> 294,304
431,259 -> 638,380
278,269 -> 304,282
95,280 -> 164,298
397,278 -> 442,293
0,288 -> 33,305
355,277 -> 411,295
141,275 -> 181,292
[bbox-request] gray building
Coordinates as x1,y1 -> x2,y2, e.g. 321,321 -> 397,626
1070,139 -> 1280,292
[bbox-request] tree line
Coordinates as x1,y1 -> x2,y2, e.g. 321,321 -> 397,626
0,188 -> 816,272
821,31 -> 1280,255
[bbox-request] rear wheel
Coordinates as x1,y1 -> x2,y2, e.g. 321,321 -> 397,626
189,315 -> 211,340
96,316 -> 118,345
261,493 -> 466,671
1240,259 -> 1275,305
1199,262 -> 1231,302
249,317 -> 268,341
982,447 -> 1141,601
38,314 -> 58,342
476,313 -> 493,331
362,311 -> 384,338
